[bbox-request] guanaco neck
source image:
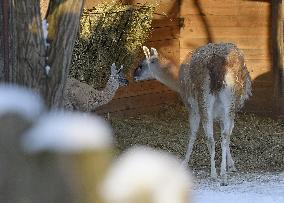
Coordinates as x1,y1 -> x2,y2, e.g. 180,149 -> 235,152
150,63 -> 181,94
99,75 -> 119,102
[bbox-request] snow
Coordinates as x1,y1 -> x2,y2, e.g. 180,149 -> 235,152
0,84 -> 44,121
22,111 -> 113,153
191,171 -> 284,203
45,65 -> 50,75
42,19 -> 50,46
194,190 -> 284,203
42,20 -> 51,74
101,146 -> 192,203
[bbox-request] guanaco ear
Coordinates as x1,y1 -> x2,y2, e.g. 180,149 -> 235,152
143,46 -> 150,59
117,65 -> 123,73
111,63 -> 117,75
150,47 -> 158,57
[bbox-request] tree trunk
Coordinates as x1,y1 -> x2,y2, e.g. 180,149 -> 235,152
0,0 -> 12,81
44,0 -> 85,108
0,2 -> 3,80
12,0 -> 47,91
0,0 -> 84,108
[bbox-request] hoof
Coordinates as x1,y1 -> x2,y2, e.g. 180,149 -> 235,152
210,168 -> 217,179
228,165 -> 237,172
220,181 -> 228,186
220,175 -> 228,186
181,160 -> 188,168
210,172 -> 218,180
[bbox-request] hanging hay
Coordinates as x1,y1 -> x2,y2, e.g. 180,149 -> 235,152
70,3 -> 155,89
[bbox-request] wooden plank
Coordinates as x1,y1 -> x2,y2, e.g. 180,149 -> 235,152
96,90 -> 179,113
180,0 -> 238,16
244,68 -> 274,113
153,0 -> 179,19
249,97 -> 274,107
237,1 -> 270,16
244,79 -> 274,113
152,18 -> 180,28
250,73 -> 273,83
180,37 -> 269,50
114,80 -> 173,98
181,0 -> 269,16
123,0 -> 179,18
183,14 -> 270,28
180,26 -> 269,39
183,7 -> 237,16
84,0 -> 101,8
248,87 -> 274,97
149,25 -> 180,41
241,49 -> 270,60
244,99 -> 273,114
242,60 -> 272,80
98,104 -> 172,118
252,71 -> 273,83
253,83 -> 273,91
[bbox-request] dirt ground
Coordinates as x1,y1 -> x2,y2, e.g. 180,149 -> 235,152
109,104 -> 284,172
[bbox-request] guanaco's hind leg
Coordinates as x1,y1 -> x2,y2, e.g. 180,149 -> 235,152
183,99 -> 200,166
226,122 -> 237,172
219,88 -> 236,185
220,114 -> 236,186
201,95 -> 217,179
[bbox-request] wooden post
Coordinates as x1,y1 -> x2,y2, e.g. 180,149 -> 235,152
271,0 -> 284,116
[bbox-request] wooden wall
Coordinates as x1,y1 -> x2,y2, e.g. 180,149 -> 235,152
180,0 -> 273,114
84,0 -> 181,116
85,0 -> 277,116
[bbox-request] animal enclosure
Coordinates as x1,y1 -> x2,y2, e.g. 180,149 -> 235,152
84,0 -> 283,117
0,1 -> 283,201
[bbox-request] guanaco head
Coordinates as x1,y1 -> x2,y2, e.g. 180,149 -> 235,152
133,46 -> 159,81
111,63 -> 129,86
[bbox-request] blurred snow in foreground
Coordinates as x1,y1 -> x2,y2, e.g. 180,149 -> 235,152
0,84 -> 44,120
22,111 -> 113,153
102,146 -> 192,203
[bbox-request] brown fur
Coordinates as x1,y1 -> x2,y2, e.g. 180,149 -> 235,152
208,53 -> 226,94
180,42 -> 251,110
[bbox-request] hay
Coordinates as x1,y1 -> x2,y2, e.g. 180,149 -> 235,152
110,105 -> 284,172
70,3 -> 155,89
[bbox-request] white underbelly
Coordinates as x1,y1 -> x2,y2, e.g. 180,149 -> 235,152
213,87 -> 234,119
